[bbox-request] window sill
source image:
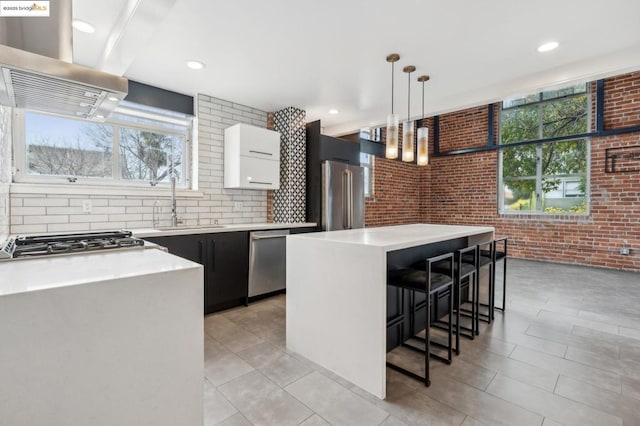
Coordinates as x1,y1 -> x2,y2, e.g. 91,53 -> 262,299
499,211 -> 591,221
9,182 -> 204,198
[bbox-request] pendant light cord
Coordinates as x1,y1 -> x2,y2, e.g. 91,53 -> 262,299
407,71 -> 411,121
391,63 -> 395,115
422,81 -> 425,126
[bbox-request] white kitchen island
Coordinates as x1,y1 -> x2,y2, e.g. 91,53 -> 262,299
0,247 -> 204,426
286,223 -> 494,399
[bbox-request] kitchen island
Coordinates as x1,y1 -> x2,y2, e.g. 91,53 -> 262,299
0,248 -> 204,426
286,223 -> 494,399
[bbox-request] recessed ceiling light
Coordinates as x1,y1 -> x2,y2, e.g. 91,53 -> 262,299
107,96 -> 119,102
72,19 -> 95,34
186,60 -> 205,70
329,109 -> 339,115
537,41 -> 559,53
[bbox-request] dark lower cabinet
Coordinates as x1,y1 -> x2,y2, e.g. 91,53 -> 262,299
205,232 -> 249,313
146,231 -> 249,315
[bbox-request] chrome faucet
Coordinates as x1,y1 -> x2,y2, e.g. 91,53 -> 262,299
152,200 -> 160,228
170,175 -> 182,227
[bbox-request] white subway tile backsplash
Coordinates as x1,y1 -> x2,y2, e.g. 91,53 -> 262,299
11,206 -> 45,216
48,223 -> 92,233
46,206 -> 84,215
24,215 -> 68,224
69,214 -> 109,223
108,199 -> 143,207
11,224 -> 48,233
23,197 -> 69,207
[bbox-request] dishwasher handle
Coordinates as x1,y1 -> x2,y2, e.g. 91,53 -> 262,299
251,234 -> 287,241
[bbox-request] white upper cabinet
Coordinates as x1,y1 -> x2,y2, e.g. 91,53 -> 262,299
224,123 -> 281,190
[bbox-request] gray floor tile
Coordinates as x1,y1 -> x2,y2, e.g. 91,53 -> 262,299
219,370 -> 312,426
486,374 -> 622,426
298,414 -> 331,426
509,346 -> 621,393
622,376 -> 640,401
459,344 -> 558,391
525,323 -> 619,359
285,371 -> 389,426
205,314 -> 265,353
204,337 -> 255,387
419,373 -> 543,426
460,417 -> 487,426
537,310 -> 620,335
204,379 -> 237,425
199,259 -> 640,426
430,357 -> 497,391
380,415 -> 409,426
554,376 -> 640,426
619,326 -> 640,341
215,413 -> 252,426
486,331 -> 567,358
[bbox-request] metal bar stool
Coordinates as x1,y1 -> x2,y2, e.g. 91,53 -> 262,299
492,237 -> 508,316
461,241 -> 493,329
430,245 -> 479,354
386,252 -> 455,387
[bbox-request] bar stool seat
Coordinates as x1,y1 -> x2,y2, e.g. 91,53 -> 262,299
386,252 -> 455,387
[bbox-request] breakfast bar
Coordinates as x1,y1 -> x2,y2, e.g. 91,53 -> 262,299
286,223 -> 494,399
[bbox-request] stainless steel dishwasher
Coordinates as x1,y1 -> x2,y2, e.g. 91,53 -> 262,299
248,229 -> 289,298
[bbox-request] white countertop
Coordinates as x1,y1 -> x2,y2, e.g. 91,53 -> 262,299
288,223 -> 495,252
0,247 -> 201,297
133,222 -> 316,238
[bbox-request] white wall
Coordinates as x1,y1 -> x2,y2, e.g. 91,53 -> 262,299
0,105 -> 11,236
8,95 -> 270,234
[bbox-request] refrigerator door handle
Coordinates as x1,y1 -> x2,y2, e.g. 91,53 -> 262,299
342,169 -> 353,229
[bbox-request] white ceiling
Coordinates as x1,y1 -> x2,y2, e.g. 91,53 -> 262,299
72,0 -> 640,136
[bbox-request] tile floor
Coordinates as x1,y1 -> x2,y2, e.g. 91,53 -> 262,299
203,259 -> 640,425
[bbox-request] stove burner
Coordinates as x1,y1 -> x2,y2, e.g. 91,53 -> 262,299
6,230 -> 145,259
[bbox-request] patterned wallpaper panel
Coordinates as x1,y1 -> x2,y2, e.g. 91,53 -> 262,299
273,107 -> 306,223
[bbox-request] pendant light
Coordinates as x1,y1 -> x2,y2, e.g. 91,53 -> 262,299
417,75 -> 430,166
385,53 -> 400,159
402,65 -> 416,162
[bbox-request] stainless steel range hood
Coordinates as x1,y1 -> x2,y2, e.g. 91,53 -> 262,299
0,0 -> 128,121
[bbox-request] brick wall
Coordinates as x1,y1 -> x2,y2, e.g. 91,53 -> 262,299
439,106 -> 493,151
422,71 -> 640,271
8,95 -> 270,233
365,156 -> 421,226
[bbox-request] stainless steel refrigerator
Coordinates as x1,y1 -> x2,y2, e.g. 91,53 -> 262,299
321,160 -> 365,231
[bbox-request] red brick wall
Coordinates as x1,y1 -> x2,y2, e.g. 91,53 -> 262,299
604,73 -> 640,129
423,71 -> 640,271
365,157 -> 421,227
439,106 -> 493,151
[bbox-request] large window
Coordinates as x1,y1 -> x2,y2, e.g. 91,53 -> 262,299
16,102 -> 192,187
499,84 -> 590,214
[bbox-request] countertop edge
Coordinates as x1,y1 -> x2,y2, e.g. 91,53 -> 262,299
132,222 -> 317,238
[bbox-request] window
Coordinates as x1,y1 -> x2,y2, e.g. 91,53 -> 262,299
360,152 -> 373,197
16,101 -> 192,187
499,84 -> 589,214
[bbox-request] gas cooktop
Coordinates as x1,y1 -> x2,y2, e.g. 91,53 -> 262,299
0,230 -> 145,261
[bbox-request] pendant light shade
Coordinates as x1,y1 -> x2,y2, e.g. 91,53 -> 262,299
402,65 -> 416,162
417,75 -> 430,166
385,54 -> 400,159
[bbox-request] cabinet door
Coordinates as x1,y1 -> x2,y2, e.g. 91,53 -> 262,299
206,232 -> 249,313
236,156 -> 280,190
144,235 -> 204,264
